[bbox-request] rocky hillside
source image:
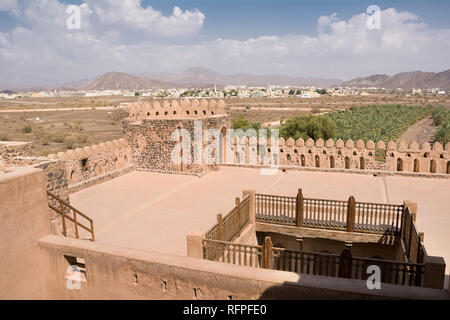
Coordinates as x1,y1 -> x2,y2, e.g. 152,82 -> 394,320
344,70 -> 450,89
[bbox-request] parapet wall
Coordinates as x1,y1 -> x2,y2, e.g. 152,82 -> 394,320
38,235 -> 450,300
11,157 -> 69,198
229,137 -> 450,175
47,138 -> 132,188
124,99 -> 231,175
0,141 -> 35,165
126,99 -> 227,119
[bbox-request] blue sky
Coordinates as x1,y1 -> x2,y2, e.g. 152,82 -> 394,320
0,0 -> 449,85
33,0 -> 449,39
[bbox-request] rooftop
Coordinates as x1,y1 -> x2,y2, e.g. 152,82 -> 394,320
70,167 -> 450,276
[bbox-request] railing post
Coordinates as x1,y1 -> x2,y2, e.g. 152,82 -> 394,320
263,236 -> 273,269
236,197 -> 241,237
423,255 -> 446,289
90,220 -> 95,242
73,211 -> 79,239
217,214 -> 223,241
296,188 -> 304,227
346,196 -> 356,232
338,247 -> 352,279
242,189 -> 256,225
187,232 -> 204,259
59,199 -> 67,237
404,201 -> 418,223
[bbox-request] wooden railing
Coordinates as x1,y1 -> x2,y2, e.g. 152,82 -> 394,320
202,239 -> 262,268
255,193 -> 296,225
202,236 -> 425,287
204,194 -> 251,242
350,255 -> 425,287
303,197 -> 348,231
47,191 -> 95,242
354,201 -> 403,233
401,208 -> 424,263
272,247 -> 341,277
255,190 -> 404,235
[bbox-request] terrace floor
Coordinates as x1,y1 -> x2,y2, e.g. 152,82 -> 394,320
70,167 -> 450,275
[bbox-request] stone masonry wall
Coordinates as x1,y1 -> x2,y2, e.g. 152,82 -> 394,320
0,142 -> 35,165
127,98 -> 227,119
47,138 -> 132,186
228,137 -> 450,175
124,115 -> 230,175
6,157 -> 68,198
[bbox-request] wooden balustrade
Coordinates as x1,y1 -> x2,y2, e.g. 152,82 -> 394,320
200,189 -> 428,288
272,247 -> 341,277
204,194 -> 251,242
401,208 -> 424,263
350,256 -> 425,287
202,235 -> 425,287
255,190 -> 404,235
47,191 -> 95,242
202,239 -> 263,268
255,193 -> 296,225
354,201 -> 403,233
303,197 -> 348,231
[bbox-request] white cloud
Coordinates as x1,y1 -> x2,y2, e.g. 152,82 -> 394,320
85,0 -> 205,37
0,2 -> 449,85
0,0 -> 18,12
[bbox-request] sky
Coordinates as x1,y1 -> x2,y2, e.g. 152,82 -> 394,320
0,0 -> 449,86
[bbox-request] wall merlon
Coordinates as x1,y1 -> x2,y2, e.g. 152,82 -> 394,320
126,99 -> 227,119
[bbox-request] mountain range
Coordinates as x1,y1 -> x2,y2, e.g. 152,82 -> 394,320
2,67 -> 450,92
136,66 -> 343,87
342,70 -> 450,90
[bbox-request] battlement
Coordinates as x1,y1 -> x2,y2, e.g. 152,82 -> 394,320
228,136 -> 450,175
47,138 -> 129,161
44,139 -> 132,189
126,99 -> 227,119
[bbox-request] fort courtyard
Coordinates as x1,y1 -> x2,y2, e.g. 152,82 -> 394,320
69,167 -> 450,276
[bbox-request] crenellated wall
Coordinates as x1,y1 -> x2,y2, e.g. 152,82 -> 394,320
126,98 -> 227,119
228,137 -> 450,175
46,138 -> 132,188
124,99 -> 231,175
0,141 -> 35,165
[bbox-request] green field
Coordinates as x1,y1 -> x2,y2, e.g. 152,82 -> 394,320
325,105 -> 433,142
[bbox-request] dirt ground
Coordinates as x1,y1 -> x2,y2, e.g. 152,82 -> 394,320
0,95 -> 140,110
399,116 -> 437,144
0,109 -> 124,155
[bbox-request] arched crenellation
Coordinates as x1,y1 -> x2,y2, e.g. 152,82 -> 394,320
397,158 -> 403,172
46,138 -> 133,186
345,157 -> 350,169
430,159 -> 437,174
215,137 -> 449,176
414,159 -> 420,173
330,156 -> 335,169
126,99 -> 227,120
